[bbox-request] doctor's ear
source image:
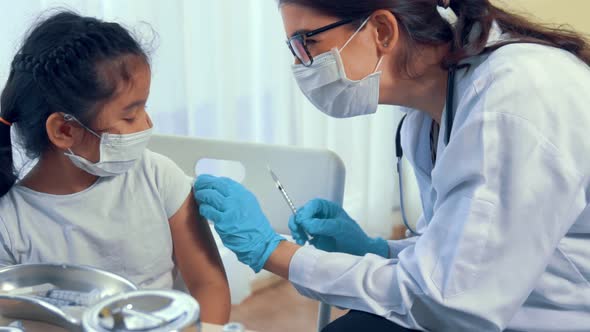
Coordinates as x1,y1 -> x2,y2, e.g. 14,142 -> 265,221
371,10 -> 400,54
46,112 -> 84,150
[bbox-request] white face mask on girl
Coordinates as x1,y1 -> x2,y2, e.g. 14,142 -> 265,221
63,114 -> 153,177
292,17 -> 384,118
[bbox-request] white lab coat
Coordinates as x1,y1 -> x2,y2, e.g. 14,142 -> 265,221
288,26 -> 590,331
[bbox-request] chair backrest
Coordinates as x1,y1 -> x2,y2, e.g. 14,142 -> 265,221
148,134 -> 342,330
148,134 -> 346,234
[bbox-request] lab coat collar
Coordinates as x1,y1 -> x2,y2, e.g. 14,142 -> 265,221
436,21 -> 510,154
401,21 -> 509,175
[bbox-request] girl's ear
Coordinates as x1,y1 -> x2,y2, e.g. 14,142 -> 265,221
46,113 -> 84,150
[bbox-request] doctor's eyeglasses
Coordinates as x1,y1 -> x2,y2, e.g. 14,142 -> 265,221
286,18 -> 356,67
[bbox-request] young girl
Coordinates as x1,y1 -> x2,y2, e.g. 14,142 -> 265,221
0,11 -> 230,324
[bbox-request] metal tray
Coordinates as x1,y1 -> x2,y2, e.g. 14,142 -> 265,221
0,264 -> 137,331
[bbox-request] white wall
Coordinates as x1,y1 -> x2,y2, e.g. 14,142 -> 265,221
497,0 -> 590,34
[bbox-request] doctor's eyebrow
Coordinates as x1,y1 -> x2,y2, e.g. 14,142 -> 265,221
290,29 -> 310,38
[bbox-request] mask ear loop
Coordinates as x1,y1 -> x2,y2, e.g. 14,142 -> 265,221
373,56 -> 385,73
339,16 -> 372,53
63,113 -> 113,149
339,16 -> 385,75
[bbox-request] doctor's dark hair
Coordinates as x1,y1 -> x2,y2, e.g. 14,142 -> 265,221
0,11 -> 149,197
278,0 -> 590,72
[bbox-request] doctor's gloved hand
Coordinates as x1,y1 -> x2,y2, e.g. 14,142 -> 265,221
194,175 -> 285,273
289,199 -> 389,258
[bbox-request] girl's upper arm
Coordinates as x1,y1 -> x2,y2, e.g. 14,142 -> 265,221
168,191 -> 230,324
168,191 -> 227,291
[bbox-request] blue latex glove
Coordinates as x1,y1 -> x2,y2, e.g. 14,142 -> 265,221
194,174 -> 285,273
288,198 -> 389,258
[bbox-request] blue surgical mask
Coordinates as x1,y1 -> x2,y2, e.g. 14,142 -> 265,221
63,114 -> 153,177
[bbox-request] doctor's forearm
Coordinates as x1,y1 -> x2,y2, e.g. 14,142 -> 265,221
264,241 -> 301,279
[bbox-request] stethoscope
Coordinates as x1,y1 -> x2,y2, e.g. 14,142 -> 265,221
395,66 -> 457,236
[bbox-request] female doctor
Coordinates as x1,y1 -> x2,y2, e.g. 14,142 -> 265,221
194,0 -> 590,331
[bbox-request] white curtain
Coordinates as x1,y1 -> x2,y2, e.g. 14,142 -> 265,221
0,0 -> 419,237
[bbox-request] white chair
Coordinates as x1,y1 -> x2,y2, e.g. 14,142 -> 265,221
148,134 -> 346,331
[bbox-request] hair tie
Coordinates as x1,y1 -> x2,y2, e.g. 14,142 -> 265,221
437,1 -> 458,27
438,0 -> 450,8
0,117 -> 12,127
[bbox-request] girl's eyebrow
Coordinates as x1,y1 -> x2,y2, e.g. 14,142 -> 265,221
122,99 -> 146,111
